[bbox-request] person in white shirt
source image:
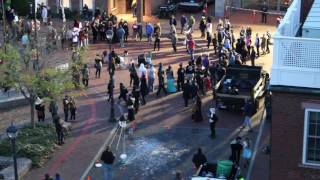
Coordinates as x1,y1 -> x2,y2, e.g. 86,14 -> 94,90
72,27 -> 80,48
41,5 -> 48,24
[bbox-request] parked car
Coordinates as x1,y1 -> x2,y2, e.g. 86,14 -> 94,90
178,0 -> 213,11
158,1 -> 177,19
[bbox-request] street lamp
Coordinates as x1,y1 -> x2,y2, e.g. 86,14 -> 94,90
6,123 -> 18,180
106,29 -> 114,51
108,78 -> 116,122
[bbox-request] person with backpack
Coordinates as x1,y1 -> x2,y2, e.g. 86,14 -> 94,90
82,64 -> 90,88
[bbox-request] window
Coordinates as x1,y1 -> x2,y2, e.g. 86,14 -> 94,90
303,109 -> 320,166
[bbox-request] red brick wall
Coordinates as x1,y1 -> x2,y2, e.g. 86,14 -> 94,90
271,92 -> 320,180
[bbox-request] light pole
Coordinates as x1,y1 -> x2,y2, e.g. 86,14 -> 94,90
108,78 -> 116,122
6,123 -> 18,180
106,29 -> 113,52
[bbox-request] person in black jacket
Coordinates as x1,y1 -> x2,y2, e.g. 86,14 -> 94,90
192,148 -> 207,169
157,63 -> 167,96
100,146 -> 115,180
169,15 -> 177,27
183,80 -> 192,107
62,95 -> 70,122
261,1 -> 268,23
132,85 -> 140,113
53,115 -> 64,145
118,83 -> 128,103
177,63 -> 185,92
230,136 -> 243,165
140,74 -> 148,105
127,94 -> 135,122
208,108 -> 218,139
123,21 -> 129,42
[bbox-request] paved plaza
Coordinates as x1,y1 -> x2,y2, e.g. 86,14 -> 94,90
0,10 -> 276,180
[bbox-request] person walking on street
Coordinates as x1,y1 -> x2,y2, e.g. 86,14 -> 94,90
255,33 -> 260,57
242,100 -> 254,132
230,136 -> 243,165
170,29 -> 178,52
157,63 -> 167,96
69,97 -> 77,121
192,148 -> 207,170
107,80 -> 115,102
169,15 -> 177,27
154,23 -> 161,51
49,101 -> 59,119
199,16 -> 206,38
250,47 -> 256,66
208,108 -> 218,139
261,1 -> 268,24
242,137 -> 252,168
62,95 -> 70,122
123,21 -> 129,42
127,94 -> 135,121
183,80 -> 191,107
187,36 -> 195,61
53,115 -> 64,145
180,15 -> 187,34
140,74 -> 148,105
94,56 -> 102,78
118,83 -> 128,104
261,34 -> 267,55
132,85 -> 140,113
266,31 -> 271,54
192,94 -> 203,122
146,22 -> 154,45
54,173 -> 62,180
177,63 -> 185,91
117,25 -> 125,48
82,64 -> 90,88
188,15 -> 195,32
100,146 -> 115,180
148,64 -> 156,92
35,97 -> 45,122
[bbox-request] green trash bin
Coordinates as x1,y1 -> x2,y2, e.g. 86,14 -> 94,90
216,160 -> 233,177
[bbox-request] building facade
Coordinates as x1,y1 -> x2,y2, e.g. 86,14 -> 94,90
270,0 -> 320,179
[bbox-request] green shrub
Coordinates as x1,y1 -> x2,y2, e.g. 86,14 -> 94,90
0,123 -> 57,167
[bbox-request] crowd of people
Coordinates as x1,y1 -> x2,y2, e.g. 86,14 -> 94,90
0,1 -> 276,179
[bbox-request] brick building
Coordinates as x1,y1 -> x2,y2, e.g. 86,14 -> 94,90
43,0 -> 165,22
270,0 -> 320,179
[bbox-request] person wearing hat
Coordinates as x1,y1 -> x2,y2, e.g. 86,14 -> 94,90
35,97 -> 45,122
208,108 -> 218,139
